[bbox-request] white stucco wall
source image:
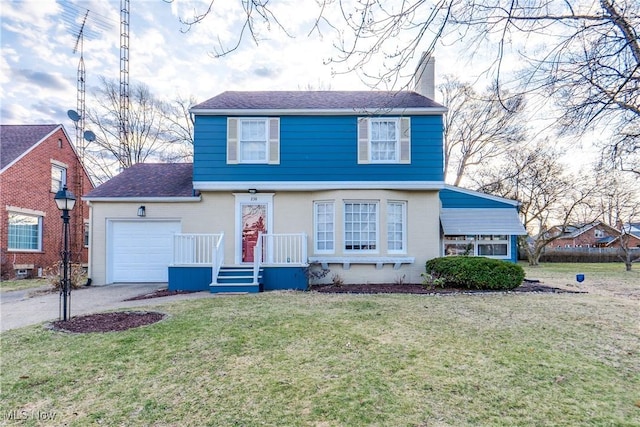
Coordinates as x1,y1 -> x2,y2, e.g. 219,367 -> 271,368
88,189 -> 440,286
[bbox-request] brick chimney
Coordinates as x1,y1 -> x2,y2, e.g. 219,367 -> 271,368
413,52 -> 435,100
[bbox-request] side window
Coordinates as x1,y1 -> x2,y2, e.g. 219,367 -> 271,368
84,221 -> 90,247
357,117 -> 410,164
314,201 -> 335,253
387,201 -> 406,253
8,212 -> 43,251
51,164 -> 67,192
227,118 -> 280,164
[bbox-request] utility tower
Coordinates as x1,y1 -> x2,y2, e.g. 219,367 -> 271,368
119,0 -> 130,169
61,2 -> 110,259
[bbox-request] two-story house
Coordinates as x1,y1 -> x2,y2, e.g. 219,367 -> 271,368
85,55 -> 526,292
0,124 -> 93,279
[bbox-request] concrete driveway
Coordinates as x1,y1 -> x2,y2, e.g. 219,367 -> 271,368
0,283 -> 217,332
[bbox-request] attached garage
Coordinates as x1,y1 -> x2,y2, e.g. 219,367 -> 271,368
108,220 -> 181,283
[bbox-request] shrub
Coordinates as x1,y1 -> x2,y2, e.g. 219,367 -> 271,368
425,256 -> 525,291
44,263 -> 87,290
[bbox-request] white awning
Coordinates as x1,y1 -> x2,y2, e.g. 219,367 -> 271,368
440,208 -> 527,235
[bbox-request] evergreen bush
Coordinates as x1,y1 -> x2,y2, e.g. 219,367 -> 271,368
425,256 -> 525,290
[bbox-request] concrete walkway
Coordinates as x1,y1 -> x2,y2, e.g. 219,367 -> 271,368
0,284 -> 218,332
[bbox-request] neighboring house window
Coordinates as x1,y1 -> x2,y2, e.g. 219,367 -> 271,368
357,117 -> 411,164
314,201 -> 335,253
344,201 -> 378,252
594,229 -> 604,238
8,213 -> 42,251
227,118 -> 280,164
443,235 -> 509,258
84,221 -> 90,247
51,164 -> 67,192
387,201 -> 406,253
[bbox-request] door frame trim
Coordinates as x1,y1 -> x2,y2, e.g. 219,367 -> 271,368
233,193 -> 274,264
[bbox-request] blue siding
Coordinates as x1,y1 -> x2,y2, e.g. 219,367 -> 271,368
262,267 -> 308,291
193,115 -> 444,183
168,266 -> 211,291
439,188 -> 515,209
510,235 -> 519,262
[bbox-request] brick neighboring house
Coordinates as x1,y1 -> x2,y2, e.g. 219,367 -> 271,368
0,124 -> 94,279
550,221 -> 622,248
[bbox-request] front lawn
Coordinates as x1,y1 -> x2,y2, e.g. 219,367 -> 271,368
1,286 -> 638,426
0,278 -> 48,293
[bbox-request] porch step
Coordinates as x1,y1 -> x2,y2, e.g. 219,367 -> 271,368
210,266 -> 263,294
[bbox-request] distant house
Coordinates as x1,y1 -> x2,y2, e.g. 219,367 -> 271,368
0,124 -> 93,279
619,223 -> 640,248
550,221 -> 621,248
85,54 -> 527,292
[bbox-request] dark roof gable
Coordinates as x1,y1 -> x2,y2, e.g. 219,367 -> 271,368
0,124 -> 60,170
85,163 -> 194,198
193,91 -> 444,111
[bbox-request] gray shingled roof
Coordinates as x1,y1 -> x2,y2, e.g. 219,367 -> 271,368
1,124 -> 60,170
85,163 -> 194,198
192,91 -> 444,111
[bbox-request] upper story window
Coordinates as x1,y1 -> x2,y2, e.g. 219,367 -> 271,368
371,119 -> 398,161
8,212 -> 42,252
51,163 -> 67,192
358,117 -> 411,164
594,229 -> 604,238
227,118 -> 280,164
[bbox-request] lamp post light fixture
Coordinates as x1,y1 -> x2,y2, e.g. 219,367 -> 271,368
54,185 -> 77,321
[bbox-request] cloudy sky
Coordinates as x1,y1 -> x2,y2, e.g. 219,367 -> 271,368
0,0 -> 475,129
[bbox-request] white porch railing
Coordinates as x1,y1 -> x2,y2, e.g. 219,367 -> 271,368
260,233 -> 308,265
211,234 -> 225,285
173,233 -> 224,266
253,232 -> 263,285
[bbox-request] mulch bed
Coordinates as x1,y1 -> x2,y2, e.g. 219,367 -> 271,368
50,311 -> 166,333
123,289 -> 193,301
312,280 -> 586,295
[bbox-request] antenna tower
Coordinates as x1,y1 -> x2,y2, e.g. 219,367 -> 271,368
73,11 -> 89,163
61,1 -> 112,259
119,0 -> 130,169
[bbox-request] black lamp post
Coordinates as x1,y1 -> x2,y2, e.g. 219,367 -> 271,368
54,185 -> 77,321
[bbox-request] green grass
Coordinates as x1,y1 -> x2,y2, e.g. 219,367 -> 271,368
2,278 -> 639,426
0,278 -> 48,292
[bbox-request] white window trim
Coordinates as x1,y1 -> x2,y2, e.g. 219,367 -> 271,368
343,200 -> 379,254
84,220 -> 90,248
314,201 -> 335,254
357,117 -> 410,164
239,118 -> 269,164
387,201 -> 407,254
51,163 -> 67,192
369,118 -> 400,164
7,211 -> 43,252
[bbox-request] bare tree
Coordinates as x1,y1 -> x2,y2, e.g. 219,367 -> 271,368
159,95 -> 196,162
440,76 -> 526,185
593,169 -> 640,270
168,0 -> 639,174
84,77 -> 193,183
475,142 -> 597,265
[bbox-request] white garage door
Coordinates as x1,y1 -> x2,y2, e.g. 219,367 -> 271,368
109,220 -> 181,283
